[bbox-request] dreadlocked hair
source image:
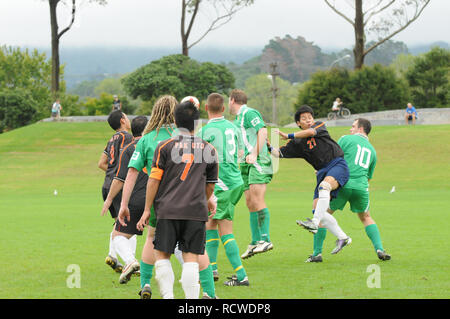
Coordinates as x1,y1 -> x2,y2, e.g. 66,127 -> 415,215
142,95 -> 178,137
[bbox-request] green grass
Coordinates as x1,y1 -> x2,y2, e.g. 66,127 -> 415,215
0,121 -> 449,299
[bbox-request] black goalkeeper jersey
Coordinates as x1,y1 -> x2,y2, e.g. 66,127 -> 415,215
102,130 -> 133,190
279,121 -> 344,170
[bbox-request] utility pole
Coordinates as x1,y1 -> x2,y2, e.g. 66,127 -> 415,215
269,62 -> 279,126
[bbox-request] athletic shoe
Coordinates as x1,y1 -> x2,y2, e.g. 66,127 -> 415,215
213,270 -> 219,282
296,218 -> 318,234
252,241 -> 273,255
331,237 -> 352,254
224,276 -> 250,287
202,293 -> 219,299
240,244 -> 257,259
305,254 -> 323,263
139,284 -> 152,299
377,250 -> 391,261
119,260 -> 140,284
105,255 -> 123,273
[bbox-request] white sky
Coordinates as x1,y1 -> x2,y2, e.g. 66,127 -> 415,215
0,0 -> 449,50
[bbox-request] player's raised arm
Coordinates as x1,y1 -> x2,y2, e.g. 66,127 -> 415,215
276,128 -> 315,140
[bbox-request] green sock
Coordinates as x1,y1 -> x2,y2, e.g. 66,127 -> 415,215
313,228 -> 327,256
257,208 -> 271,242
249,211 -> 261,245
365,224 -> 384,252
221,234 -> 247,281
140,260 -> 154,288
205,229 -> 220,271
199,265 -> 215,298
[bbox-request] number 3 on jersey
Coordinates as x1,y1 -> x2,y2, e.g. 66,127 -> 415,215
355,144 -> 371,168
180,153 -> 194,181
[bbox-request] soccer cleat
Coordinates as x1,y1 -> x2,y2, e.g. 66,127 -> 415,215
240,244 -> 257,259
252,241 -> 274,255
105,255 -> 123,273
331,237 -> 352,254
213,270 -> 219,282
202,293 -> 220,299
224,276 -> 250,287
377,250 -> 391,261
119,260 -> 140,284
296,218 -> 318,234
305,254 -> 323,263
139,284 -> 152,299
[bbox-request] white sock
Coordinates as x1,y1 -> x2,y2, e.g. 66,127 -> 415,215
155,259 -> 175,299
109,232 -> 117,259
312,189 -> 330,226
128,235 -> 137,259
113,235 -> 136,265
174,244 -> 184,265
180,262 -> 200,299
321,213 -> 347,240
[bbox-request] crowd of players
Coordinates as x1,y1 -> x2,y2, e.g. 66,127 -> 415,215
98,89 -> 391,299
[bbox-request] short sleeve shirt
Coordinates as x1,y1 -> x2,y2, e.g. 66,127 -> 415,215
279,121 -> 344,171
198,117 -> 243,191
102,130 -> 133,189
337,134 -> 377,191
233,105 -> 271,166
406,106 -> 417,115
149,135 -> 219,222
114,137 -> 148,209
128,125 -> 176,173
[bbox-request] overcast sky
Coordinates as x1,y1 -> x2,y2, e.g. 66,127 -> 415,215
1,0 -> 449,50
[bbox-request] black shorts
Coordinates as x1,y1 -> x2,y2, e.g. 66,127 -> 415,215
114,205 -> 144,236
102,187 -> 122,219
153,219 -> 206,255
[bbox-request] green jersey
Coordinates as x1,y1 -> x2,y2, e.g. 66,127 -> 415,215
198,117 -> 243,191
337,134 -> 377,191
233,105 -> 272,169
128,125 -> 176,173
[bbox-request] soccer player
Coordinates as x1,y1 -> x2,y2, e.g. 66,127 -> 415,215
101,116 -> 149,283
199,93 -> 249,287
229,89 -> 273,259
269,105 -> 351,254
307,118 -> 391,262
98,110 -> 132,273
136,101 -> 219,299
117,95 -> 177,299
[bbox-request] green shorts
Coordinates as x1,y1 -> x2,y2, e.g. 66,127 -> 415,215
329,187 -> 370,213
240,163 -> 272,191
212,185 -> 244,221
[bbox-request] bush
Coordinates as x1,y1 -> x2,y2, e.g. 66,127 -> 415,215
0,88 -> 37,132
295,65 -> 410,117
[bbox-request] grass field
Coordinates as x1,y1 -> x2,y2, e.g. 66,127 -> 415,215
0,121 -> 449,299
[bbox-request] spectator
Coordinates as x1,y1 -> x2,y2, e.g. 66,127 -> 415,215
331,97 -> 342,112
112,95 -> 122,111
405,103 -> 418,125
51,99 -> 62,120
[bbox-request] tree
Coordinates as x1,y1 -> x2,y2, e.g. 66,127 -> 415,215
47,0 -> 106,95
180,0 -> 254,56
0,45 -> 53,120
0,89 -> 37,133
295,65 -> 409,117
324,0 -> 430,69
244,74 -> 299,126
122,54 -> 234,103
406,47 -> 450,108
